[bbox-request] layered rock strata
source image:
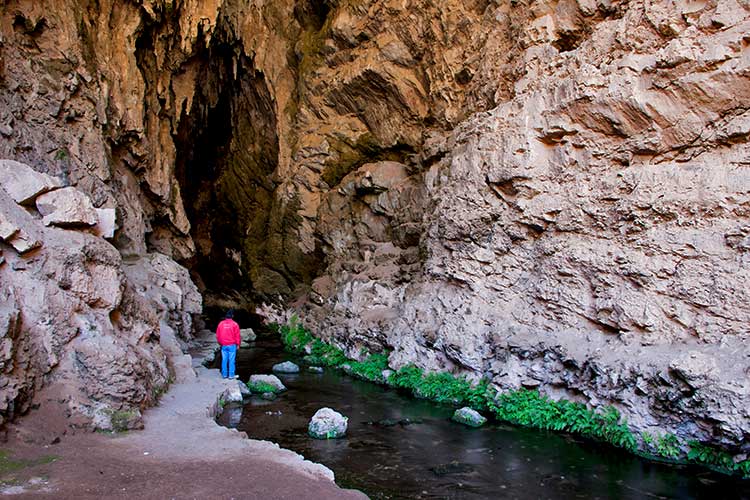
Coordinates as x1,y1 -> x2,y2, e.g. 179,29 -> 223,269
0,0 -> 748,454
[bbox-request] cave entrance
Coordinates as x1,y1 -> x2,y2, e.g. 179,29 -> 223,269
172,26 -> 279,310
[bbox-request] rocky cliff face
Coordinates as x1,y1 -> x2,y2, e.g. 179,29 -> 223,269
1,0 -> 748,451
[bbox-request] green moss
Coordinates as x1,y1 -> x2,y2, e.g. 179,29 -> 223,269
54,148 -> 69,161
273,318 -> 750,477
279,315 -> 314,355
0,450 -> 58,477
109,410 -> 139,433
246,381 -> 280,394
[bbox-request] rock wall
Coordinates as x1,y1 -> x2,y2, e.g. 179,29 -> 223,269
1,0 -> 749,451
0,160 -> 201,431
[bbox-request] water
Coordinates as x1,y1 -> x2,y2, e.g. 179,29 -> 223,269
217,336 -> 750,499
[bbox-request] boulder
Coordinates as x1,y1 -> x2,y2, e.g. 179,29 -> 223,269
222,384 -> 243,403
240,328 -> 256,342
247,374 -> 286,393
272,361 -> 300,373
0,202 -> 42,254
308,408 -> 348,439
35,187 -> 98,227
260,392 -> 277,401
239,380 -> 252,397
451,407 -> 487,428
0,159 -> 62,205
308,366 -> 324,373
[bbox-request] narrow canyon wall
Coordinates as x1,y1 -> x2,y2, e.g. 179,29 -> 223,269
0,0 -> 748,453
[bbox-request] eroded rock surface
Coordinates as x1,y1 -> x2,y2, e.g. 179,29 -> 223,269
0,161 -> 201,431
0,0 -> 748,455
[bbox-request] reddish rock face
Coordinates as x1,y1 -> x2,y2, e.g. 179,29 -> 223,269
0,0 -> 749,453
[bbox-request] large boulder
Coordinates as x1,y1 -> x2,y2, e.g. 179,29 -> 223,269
247,374 -> 286,393
35,187 -> 98,227
308,408 -> 348,439
0,159 -> 62,205
272,361 -> 300,373
451,407 -> 487,428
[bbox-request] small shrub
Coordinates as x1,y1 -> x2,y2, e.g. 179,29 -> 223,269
279,315 -> 313,354
349,353 -> 390,382
388,364 -> 424,390
310,339 -> 348,367
656,433 -> 681,459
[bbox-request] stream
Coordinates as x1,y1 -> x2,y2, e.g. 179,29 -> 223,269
216,335 -> 750,499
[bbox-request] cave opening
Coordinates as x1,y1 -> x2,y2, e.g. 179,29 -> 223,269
172,23 -> 281,313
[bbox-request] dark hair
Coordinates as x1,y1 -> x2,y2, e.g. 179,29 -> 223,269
225,309 -> 234,319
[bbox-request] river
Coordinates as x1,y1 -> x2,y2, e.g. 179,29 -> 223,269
216,335 -> 750,499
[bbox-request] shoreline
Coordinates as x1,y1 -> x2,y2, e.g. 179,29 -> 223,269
0,329 -> 366,499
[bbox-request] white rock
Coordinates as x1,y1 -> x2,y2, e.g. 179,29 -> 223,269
93,208 -> 117,239
0,159 -> 62,205
272,361 -> 300,373
36,187 -> 98,227
222,384 -> 243,403
308,408 -> 348,439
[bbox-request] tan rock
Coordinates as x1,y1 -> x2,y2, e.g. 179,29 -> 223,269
0,159 -> 62,205
36,187 -> 99,227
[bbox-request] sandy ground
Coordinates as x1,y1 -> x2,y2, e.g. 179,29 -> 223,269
0,333 -> 367,499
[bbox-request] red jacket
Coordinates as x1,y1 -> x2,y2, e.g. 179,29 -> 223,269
216,319 -> 240,346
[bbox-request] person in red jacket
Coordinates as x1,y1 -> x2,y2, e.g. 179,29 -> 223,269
216,310 -> 241,379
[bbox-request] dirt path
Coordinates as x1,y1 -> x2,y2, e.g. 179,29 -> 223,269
1,332 -> 367,499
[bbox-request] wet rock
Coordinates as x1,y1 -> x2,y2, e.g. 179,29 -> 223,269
222,384 -> 243,404
452,407 -> 487,428
308,366 -> 324,373
247,374 -> 286,393
0,159 -> 62,205
308,408 -> 348,439
238,380 -> 251,398
272,361 -> 299,373
260,392 -> 277,401
240,328 -> 256,348
35,187 -> 98,227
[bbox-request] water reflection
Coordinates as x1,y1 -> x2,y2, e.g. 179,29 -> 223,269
217,337 -> 750,499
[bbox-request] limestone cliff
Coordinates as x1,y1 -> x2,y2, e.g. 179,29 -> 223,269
1,0 -> 748,455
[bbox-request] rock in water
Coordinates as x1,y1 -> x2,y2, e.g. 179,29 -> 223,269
260,392 -> 277,401
452,407 -> 487,428
238,380 -> 251,398
247,374 -> 286,393
308,366 -> 324,373
308,408 -> 348,439
272,361 -> 300,373
240,328 -> 256,342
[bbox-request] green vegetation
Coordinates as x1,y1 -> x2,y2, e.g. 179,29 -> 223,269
54,148 -> 68,161
642,431 -> 681,459
278,316 -> 313,355
246,381 -> 280,394
0,450 -> 57,479
274,318 -> 750,478
109,409 -> 139,433
688,441 -> 750,477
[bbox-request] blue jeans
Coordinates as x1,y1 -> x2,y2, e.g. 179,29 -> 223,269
221,344 -> 237,378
